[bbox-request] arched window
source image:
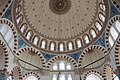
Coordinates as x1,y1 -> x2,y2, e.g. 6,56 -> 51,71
76,39 -> 82,48
16,15 -> 23,24
100,3 -> 106,11
52,74 -> 57,80
41,40 -> 46,48
86,74 -> 101,80
95,22 -> 102,31
51,60 -> 73,80
33,36 -> 39,45
59,43 -> 64,51
67,74 -> 72,80
50,42 -> 55,51
90,29 -> 96,38
99,13 -> 105,22
110,27 -> 118,40
16,5 -> 21,13
66,63 -> 71,70
5,29 -> 13,43
53,63 -> 58,70
59,74 -> 65,80
52,61 -> 72,71
24,76 -> 38,80
26,31 -> 32,40
68,42 -> 73,50
0,24 -> 8,36
109,20 -> 120,47
0,24 -> 14,48
20,25 -> 25,33
84,35 -> 89,44
115,21 -> 120,32
59,62 -> 65,70
20,23 -> 27,33
109,36 -> 114,46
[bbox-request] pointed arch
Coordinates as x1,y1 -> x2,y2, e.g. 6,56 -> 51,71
0,40 -> 9,71
16,47 -> 46,70
78,45 -> 108,68
105,15 -> 120,50
103,64 -> 114,80
46,55 -> 77,69
11,66 -> 22,80
0,18 -> 18,51
84,70 -> 104,80
22,72 -> 40,80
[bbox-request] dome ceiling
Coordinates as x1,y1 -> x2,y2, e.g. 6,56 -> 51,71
23,0 -> 97,40
0,0 -> 6,6
12,0 -> 110,54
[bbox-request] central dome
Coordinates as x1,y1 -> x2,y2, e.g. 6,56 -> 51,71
12,0 -> 109,54
23,0 -> 98,40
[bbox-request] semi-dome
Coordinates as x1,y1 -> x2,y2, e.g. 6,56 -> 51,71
12,0 -> 110,54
